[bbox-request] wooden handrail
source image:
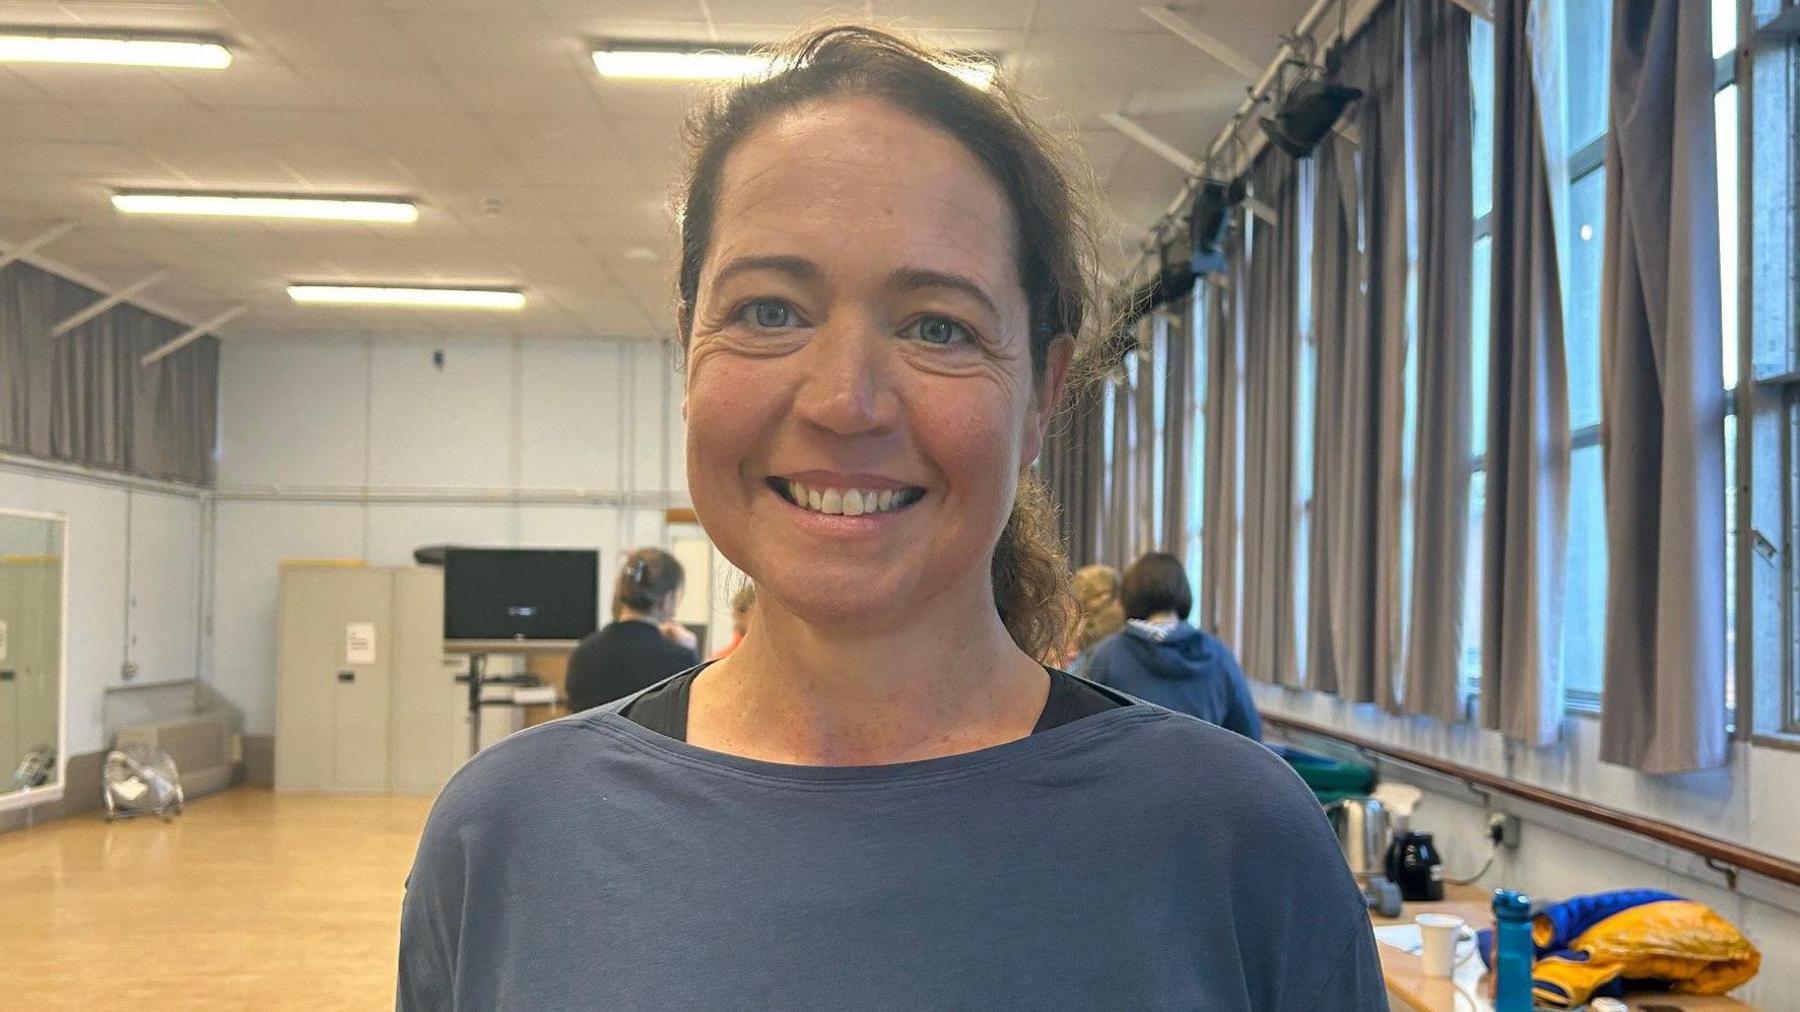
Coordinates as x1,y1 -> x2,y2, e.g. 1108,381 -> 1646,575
1262,710 -> 1800,890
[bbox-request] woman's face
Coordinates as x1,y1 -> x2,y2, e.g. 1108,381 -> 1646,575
684,96 -> 1068,634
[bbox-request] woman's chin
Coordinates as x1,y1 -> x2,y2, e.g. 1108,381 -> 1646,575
757,571 -> 922,632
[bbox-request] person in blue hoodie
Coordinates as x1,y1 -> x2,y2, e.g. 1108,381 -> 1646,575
1084,552 -> 1263,741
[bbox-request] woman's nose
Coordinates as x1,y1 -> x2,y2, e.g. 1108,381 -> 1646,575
792,324 -> 894,436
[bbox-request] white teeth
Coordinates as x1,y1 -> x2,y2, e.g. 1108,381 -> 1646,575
783,481 -> 913,515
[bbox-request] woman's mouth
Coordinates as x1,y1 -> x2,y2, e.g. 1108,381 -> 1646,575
766,477 -> 927,517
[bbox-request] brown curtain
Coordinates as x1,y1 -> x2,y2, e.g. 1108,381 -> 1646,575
1238,153 -> 1302,687
1401,0 -> 1475,723
1481,0 -> 1571,746
1160,299 -> 1191,557
1597,0 -> 1728,772
1040,381 -> 1107,567
1301,0 -> 1410,706
1200,255 -> 1244,647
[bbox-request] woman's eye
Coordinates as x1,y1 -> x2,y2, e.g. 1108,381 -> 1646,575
904,315 -> 969,346
741,299 -> 800,329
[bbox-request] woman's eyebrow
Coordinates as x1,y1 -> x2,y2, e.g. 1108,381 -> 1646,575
887,267 -> 1000,319
711,254 -> 821,289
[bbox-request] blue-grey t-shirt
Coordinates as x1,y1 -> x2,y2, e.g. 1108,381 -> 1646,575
398,693 -> 1385,1011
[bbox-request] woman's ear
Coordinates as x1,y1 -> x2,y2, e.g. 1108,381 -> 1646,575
1021,335 -> 1075,466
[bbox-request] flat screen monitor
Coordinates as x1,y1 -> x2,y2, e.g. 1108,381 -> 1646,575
443,548 -> 599,643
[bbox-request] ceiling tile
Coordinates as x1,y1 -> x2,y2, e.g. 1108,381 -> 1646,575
265,146 -> 413,190
159,57 -> 331,110
1,63 -> 201,106
220,0 -> 433,69
396,11 -> 568,69
0,102 -> 96,141
0,140 -> 171,178
0,67 -> 50,101
35,1 -> 223,32
446,67 -> 604,118
532,0 -> 707,27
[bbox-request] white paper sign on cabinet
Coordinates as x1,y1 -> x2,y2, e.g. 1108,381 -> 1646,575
346,621 -> 377,665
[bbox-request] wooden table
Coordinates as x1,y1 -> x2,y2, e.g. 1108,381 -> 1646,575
1373,885 -> 1754,1011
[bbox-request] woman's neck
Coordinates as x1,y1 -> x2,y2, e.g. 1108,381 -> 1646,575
617,606 -> 661,624
688,577 -> 1049,766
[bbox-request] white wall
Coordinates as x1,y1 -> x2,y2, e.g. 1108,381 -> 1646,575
0,460 -> 204,758
1256,683 -> 1800,1007
208,335 -> 692,736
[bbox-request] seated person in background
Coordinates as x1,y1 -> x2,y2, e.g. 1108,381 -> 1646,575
708,582 -> 756,660
564,548 -> 700,712
1064,563 -> 1124,677
1084,552 -> 1262,742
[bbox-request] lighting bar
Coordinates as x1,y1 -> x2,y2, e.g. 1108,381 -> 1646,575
591,46 -> 995,89
287,285 -> 526,310
113,193 -> 418,223
0,33 -> 230,69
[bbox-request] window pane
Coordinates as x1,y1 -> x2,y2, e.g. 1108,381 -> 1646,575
1565,0 -> 1612,150
1724,413 -> 1736,714
1471,13 -> 1496,220
1566,169 -> 1606,431
1712,0 -> 1736,60
1463,469 -> 1485,698
1564,444 -> 1608,699
1472,235 -> 1492,459
1717,83 -> 1739,390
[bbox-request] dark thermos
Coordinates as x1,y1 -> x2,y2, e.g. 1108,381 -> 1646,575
1384,830 -> 1444,902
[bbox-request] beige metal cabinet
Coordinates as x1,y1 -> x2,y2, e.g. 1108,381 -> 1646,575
275,565 -> 457,794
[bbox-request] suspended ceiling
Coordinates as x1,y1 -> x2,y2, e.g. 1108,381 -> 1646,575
0,0 -> 1311,340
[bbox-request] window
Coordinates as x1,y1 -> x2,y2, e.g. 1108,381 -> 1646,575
1463,1 -> 1742,715
1464,12 -> 1495,703
1185,290 -> 1208,588
1294,159 -> 1319,684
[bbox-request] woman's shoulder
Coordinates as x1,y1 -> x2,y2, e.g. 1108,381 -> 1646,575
1096,709 -> 1328,831
420,709 -> 641,832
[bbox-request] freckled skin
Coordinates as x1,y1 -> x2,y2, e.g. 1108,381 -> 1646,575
682,95 -> 1061,638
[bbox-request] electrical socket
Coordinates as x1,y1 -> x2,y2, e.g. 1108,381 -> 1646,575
1487,812 -> 1521,849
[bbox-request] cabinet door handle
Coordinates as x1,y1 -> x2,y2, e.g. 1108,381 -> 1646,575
337,670 -> 356,683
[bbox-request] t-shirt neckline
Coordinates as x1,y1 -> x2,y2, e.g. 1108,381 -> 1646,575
585,703 -> 1154,788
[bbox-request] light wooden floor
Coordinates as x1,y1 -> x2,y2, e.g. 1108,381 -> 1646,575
0,788 -> 434,1011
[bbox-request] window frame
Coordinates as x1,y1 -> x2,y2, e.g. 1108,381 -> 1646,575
1465,15 -> 1750,722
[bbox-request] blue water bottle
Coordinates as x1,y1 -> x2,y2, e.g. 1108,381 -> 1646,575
1492,889 -> 1533,1011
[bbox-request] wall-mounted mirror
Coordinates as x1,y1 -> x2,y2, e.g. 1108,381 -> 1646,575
0,509 -> 65,811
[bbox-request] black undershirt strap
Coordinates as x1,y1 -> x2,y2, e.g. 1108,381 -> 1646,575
620,666 -> 1128,743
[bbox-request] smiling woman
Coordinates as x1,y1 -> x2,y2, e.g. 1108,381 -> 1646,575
398,24 -> 1385,1012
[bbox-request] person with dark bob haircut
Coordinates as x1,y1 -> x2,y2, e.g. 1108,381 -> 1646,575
1086,552 -> 1263,743
399,24 -> 1379,1011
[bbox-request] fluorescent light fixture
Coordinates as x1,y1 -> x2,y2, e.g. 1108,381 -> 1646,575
592,45 -> 995,89
0,33 -> 231,69
287,285 -> 526,310
113,193 -> 418,223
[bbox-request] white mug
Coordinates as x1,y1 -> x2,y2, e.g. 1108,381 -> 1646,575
1415,913 -> 1465,979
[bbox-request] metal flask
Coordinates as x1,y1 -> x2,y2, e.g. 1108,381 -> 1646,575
1325,796 -> 1392,880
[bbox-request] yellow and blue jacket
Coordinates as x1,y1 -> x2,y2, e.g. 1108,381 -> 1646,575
1476,889 -> 1760,1008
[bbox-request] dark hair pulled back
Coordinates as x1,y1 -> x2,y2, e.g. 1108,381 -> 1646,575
615,547 -> 685,618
